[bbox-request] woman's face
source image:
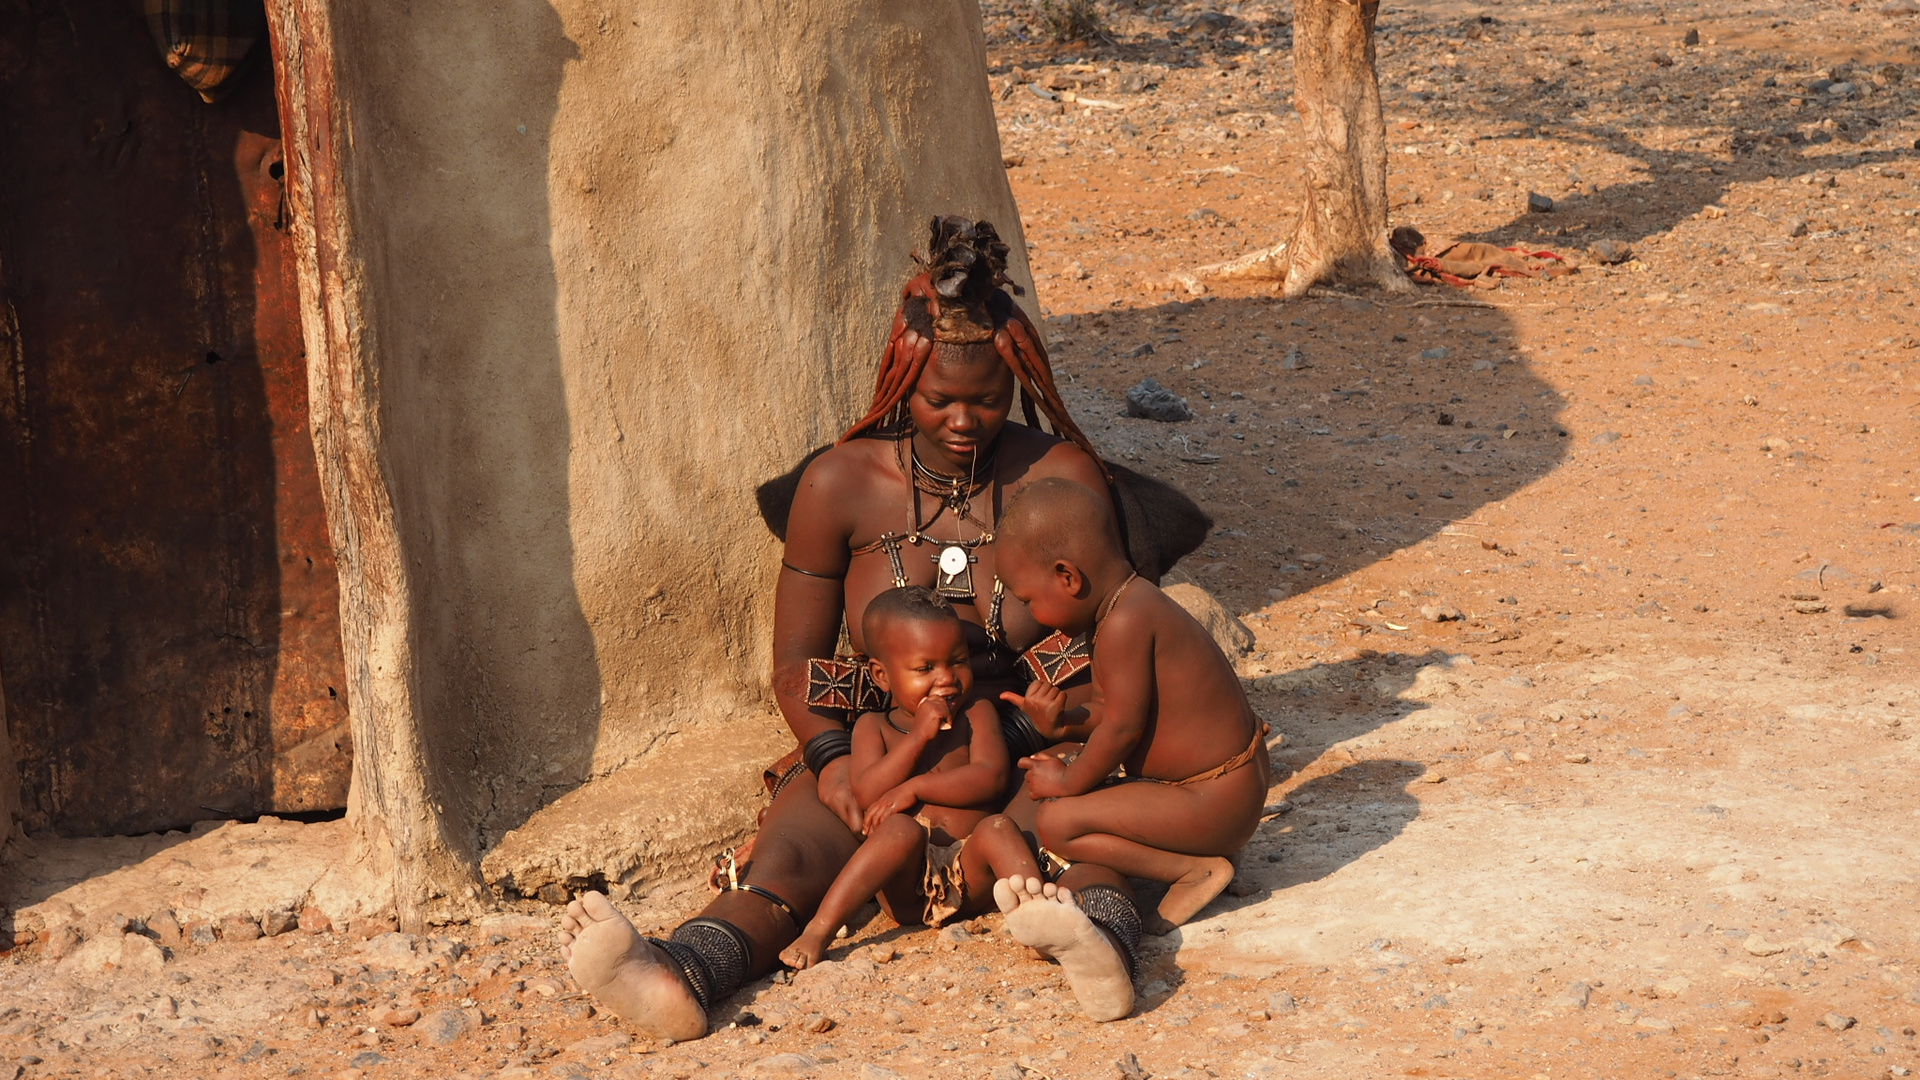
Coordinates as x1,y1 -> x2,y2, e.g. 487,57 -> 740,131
907,345 -> 1017,472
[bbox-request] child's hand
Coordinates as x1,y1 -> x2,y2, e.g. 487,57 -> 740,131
1018,751 -> 1073,799
862,782 -> 920,835
911,692 -> 955,738
999,679 -> 1065,733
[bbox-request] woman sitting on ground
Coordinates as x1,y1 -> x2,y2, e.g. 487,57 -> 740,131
558,217 -> 1160,1039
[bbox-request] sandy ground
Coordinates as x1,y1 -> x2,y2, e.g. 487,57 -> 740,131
5,1 -> 1920,1078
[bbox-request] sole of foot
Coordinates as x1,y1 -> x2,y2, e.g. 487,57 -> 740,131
995,876 -> 1134,1022
559,891 -> 707,1042
1156,856 -> 1235,930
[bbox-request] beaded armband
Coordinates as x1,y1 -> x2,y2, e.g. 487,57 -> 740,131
1018,630 -> 1093,687
804,657 -> 890,716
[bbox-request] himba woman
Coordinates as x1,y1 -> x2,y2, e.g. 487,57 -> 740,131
559,218 -> 1172,1039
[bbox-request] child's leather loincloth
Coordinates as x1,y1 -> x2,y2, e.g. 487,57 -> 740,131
917,817 -> 968,928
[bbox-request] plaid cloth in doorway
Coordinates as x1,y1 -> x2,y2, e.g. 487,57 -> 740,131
143,0 -> 266,102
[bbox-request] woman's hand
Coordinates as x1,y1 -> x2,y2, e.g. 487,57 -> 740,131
862,782 -> 921,835
1018,751 -> 1074,800
816,756 -> 865,833
1000,679 -> 1066,736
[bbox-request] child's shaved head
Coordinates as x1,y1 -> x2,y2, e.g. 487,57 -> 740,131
862,586 -> 961,660
999,478 -> 1126,570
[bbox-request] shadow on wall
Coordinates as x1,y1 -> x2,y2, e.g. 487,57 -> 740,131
342,1 -> 596,857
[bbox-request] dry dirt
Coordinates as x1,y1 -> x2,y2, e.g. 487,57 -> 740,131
5,1 -> 1920,1078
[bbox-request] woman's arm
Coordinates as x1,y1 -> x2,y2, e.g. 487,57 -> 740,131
771,450 -> 864,830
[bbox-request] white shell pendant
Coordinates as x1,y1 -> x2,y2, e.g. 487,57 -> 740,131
938,545 -> 970,577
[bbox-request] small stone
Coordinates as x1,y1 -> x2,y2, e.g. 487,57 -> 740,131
753,1053 -> 821,1074
1124,377 -> 1193,422
1473,749 -> 1513,771
261,909 -> 301,937
1267,991 -> 1298,1014
1420,346 -> 1451,360
348,1052 -> 388,1069
44,925 -> 82,959
1683,27 -> 1700,45
881,1008 -> 906,1025
867,943 -> 897,964
803,1013 -> 836,1033
1554,981 -> 1592,1009
1419,604 -> 1462,622
1187,207 -> 1219,221
419,1007 -> 476,1045
1787,218 -> 1809,238
1117,1051 -> 1150,1080
1280,343 -> 1309,370
1743,936 -> 1788,957
1792,600 -> 1828,614
236,1041 -> 272,1064
380,1007 -> 422,1027
941,925 -> 972,943
147,912 -> 183,946
1590,431 -> 1621,445
860,1065 -> 904,1080
1824,1012 -> 1856,1031
1590,239 -> 1633,264
1828,81 -> 1856,95
120,933 -> 168,976
1248,1008 -> 1271,1021
1527,191 -> 1555,213
300,907 -> 333,935
220,917 -> 263,942
1563,753 -> 1591,764
1063,260 -> 1090,280
1122,342 -> 1155,359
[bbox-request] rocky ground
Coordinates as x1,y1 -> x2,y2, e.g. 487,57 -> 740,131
5,0 -> 1920,1078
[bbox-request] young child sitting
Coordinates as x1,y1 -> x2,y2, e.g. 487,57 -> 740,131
779,586 -> 1041,969
995,477 -> 1270,933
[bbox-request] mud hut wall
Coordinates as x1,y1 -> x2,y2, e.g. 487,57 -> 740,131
275,0 -> 1032,909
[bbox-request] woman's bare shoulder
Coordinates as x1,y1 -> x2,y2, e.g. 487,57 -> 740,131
1002,424 -> 1109,494
796,439 -> 893,500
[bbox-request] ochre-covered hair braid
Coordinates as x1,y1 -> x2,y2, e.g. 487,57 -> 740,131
838,218 -> 1112,485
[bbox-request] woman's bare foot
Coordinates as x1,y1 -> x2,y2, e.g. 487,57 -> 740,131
994,876 -> 1134,1022
557,891 -> 706,1042
1154,856 -> 1235,931
778,927 -> 831,971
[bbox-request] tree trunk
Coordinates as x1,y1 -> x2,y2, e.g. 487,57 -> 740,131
264,0 -> 1033,928
1283,0 -> 1408,297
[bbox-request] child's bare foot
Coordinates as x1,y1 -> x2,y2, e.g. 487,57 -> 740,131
1153,856 -> 1236,932
778,929 -> 829,971
558,891 -> 706,1042
995,876 -> 1134,1022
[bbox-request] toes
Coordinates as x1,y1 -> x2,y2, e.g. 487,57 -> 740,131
1040,881 -> 1061,902
1054,885 -> 1075,907
565,899 -> 588,923
993,878 -> 1020,914
579,891 -> 619,921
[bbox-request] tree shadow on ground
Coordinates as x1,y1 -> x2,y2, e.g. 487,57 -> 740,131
1055,291 -> 1566,630
1388,11 -> 1914,258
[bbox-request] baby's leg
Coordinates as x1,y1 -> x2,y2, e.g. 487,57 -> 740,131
779,814 -> 925,969
1034,773 -> 1261,931
956,814 -> 1042,914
